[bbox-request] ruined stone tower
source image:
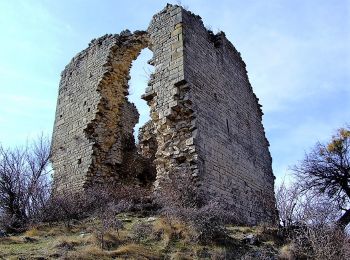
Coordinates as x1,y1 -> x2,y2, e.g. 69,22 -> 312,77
51,4 -> 277,224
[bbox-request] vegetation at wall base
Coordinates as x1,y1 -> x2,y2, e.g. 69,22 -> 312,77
1,126 -> 350,259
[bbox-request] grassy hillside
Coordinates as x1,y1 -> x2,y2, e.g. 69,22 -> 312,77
0,213 -> 286,260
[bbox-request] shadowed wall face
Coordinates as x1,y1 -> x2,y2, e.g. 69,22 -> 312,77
51,4 -> 277,225
181,9 -> 276,224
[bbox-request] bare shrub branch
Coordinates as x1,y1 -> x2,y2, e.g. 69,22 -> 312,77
154,170 -> 237,243
292,125 -> 350,230
0,134 -> 51,232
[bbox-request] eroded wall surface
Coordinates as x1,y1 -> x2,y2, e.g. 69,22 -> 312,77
51,31 -> 150,193
143,5 -> 199,187
51,4 -> 277,224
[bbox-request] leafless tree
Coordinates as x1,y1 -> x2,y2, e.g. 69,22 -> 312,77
93,202 -> 124,249
276,179 -> 349,259
276,180 -> 340,228
276,180 -> 303,228
292,126 -> 350,230
0,134 -> 51,232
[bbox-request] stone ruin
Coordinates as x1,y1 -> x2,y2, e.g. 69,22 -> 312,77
51,4 -> 277,225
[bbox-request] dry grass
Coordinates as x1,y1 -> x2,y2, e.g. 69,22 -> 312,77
278,244 -> 295,260
152,218 -> 173,248
0,236 -> 25,245
228,226 -> 253,233
24,227 -> 41,237
46,226 -> 67,236
110,243 -> 162,259
0,236 -> 56,259
66,245 -> 111,260
227,225 -> 280,244
67,243 -> 162,260
92,230 -> 122,250
0,215 -> 287,259
169,251 -> 194,260
153,218 -> 194,244
53,236 -> 85,250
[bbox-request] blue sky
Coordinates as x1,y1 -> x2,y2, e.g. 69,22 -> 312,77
0,0 -> 349,184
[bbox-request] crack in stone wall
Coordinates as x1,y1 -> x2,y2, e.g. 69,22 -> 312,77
51,4 -> 278,225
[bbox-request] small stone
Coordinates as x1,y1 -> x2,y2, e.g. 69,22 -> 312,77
0,230 -> 7,237
243,234 -> 259,245
120,30 -> 132,37
146,217 -> 157,222
23,236 -> 36,243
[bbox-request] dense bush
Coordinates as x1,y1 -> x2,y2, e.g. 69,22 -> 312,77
276,180 -> 350,259
181,201 -> 236,243
287,225 -> 350,259
154,170 -> 237,243
154,170 -> 203,209
44,183 -> 152,227
43,192 -> 89,228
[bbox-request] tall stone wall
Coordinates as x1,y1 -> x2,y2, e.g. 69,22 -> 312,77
181,9 -> 276,224
51,4 -> 277,224
142,5 -> 277,224
51,31 -> 150,193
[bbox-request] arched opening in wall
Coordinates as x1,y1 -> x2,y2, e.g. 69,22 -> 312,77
128,48 -> 154,140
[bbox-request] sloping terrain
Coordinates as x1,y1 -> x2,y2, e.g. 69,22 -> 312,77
0,213 -> 285,260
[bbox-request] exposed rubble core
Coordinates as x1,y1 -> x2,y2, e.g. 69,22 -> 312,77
51,4 -> 277,225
